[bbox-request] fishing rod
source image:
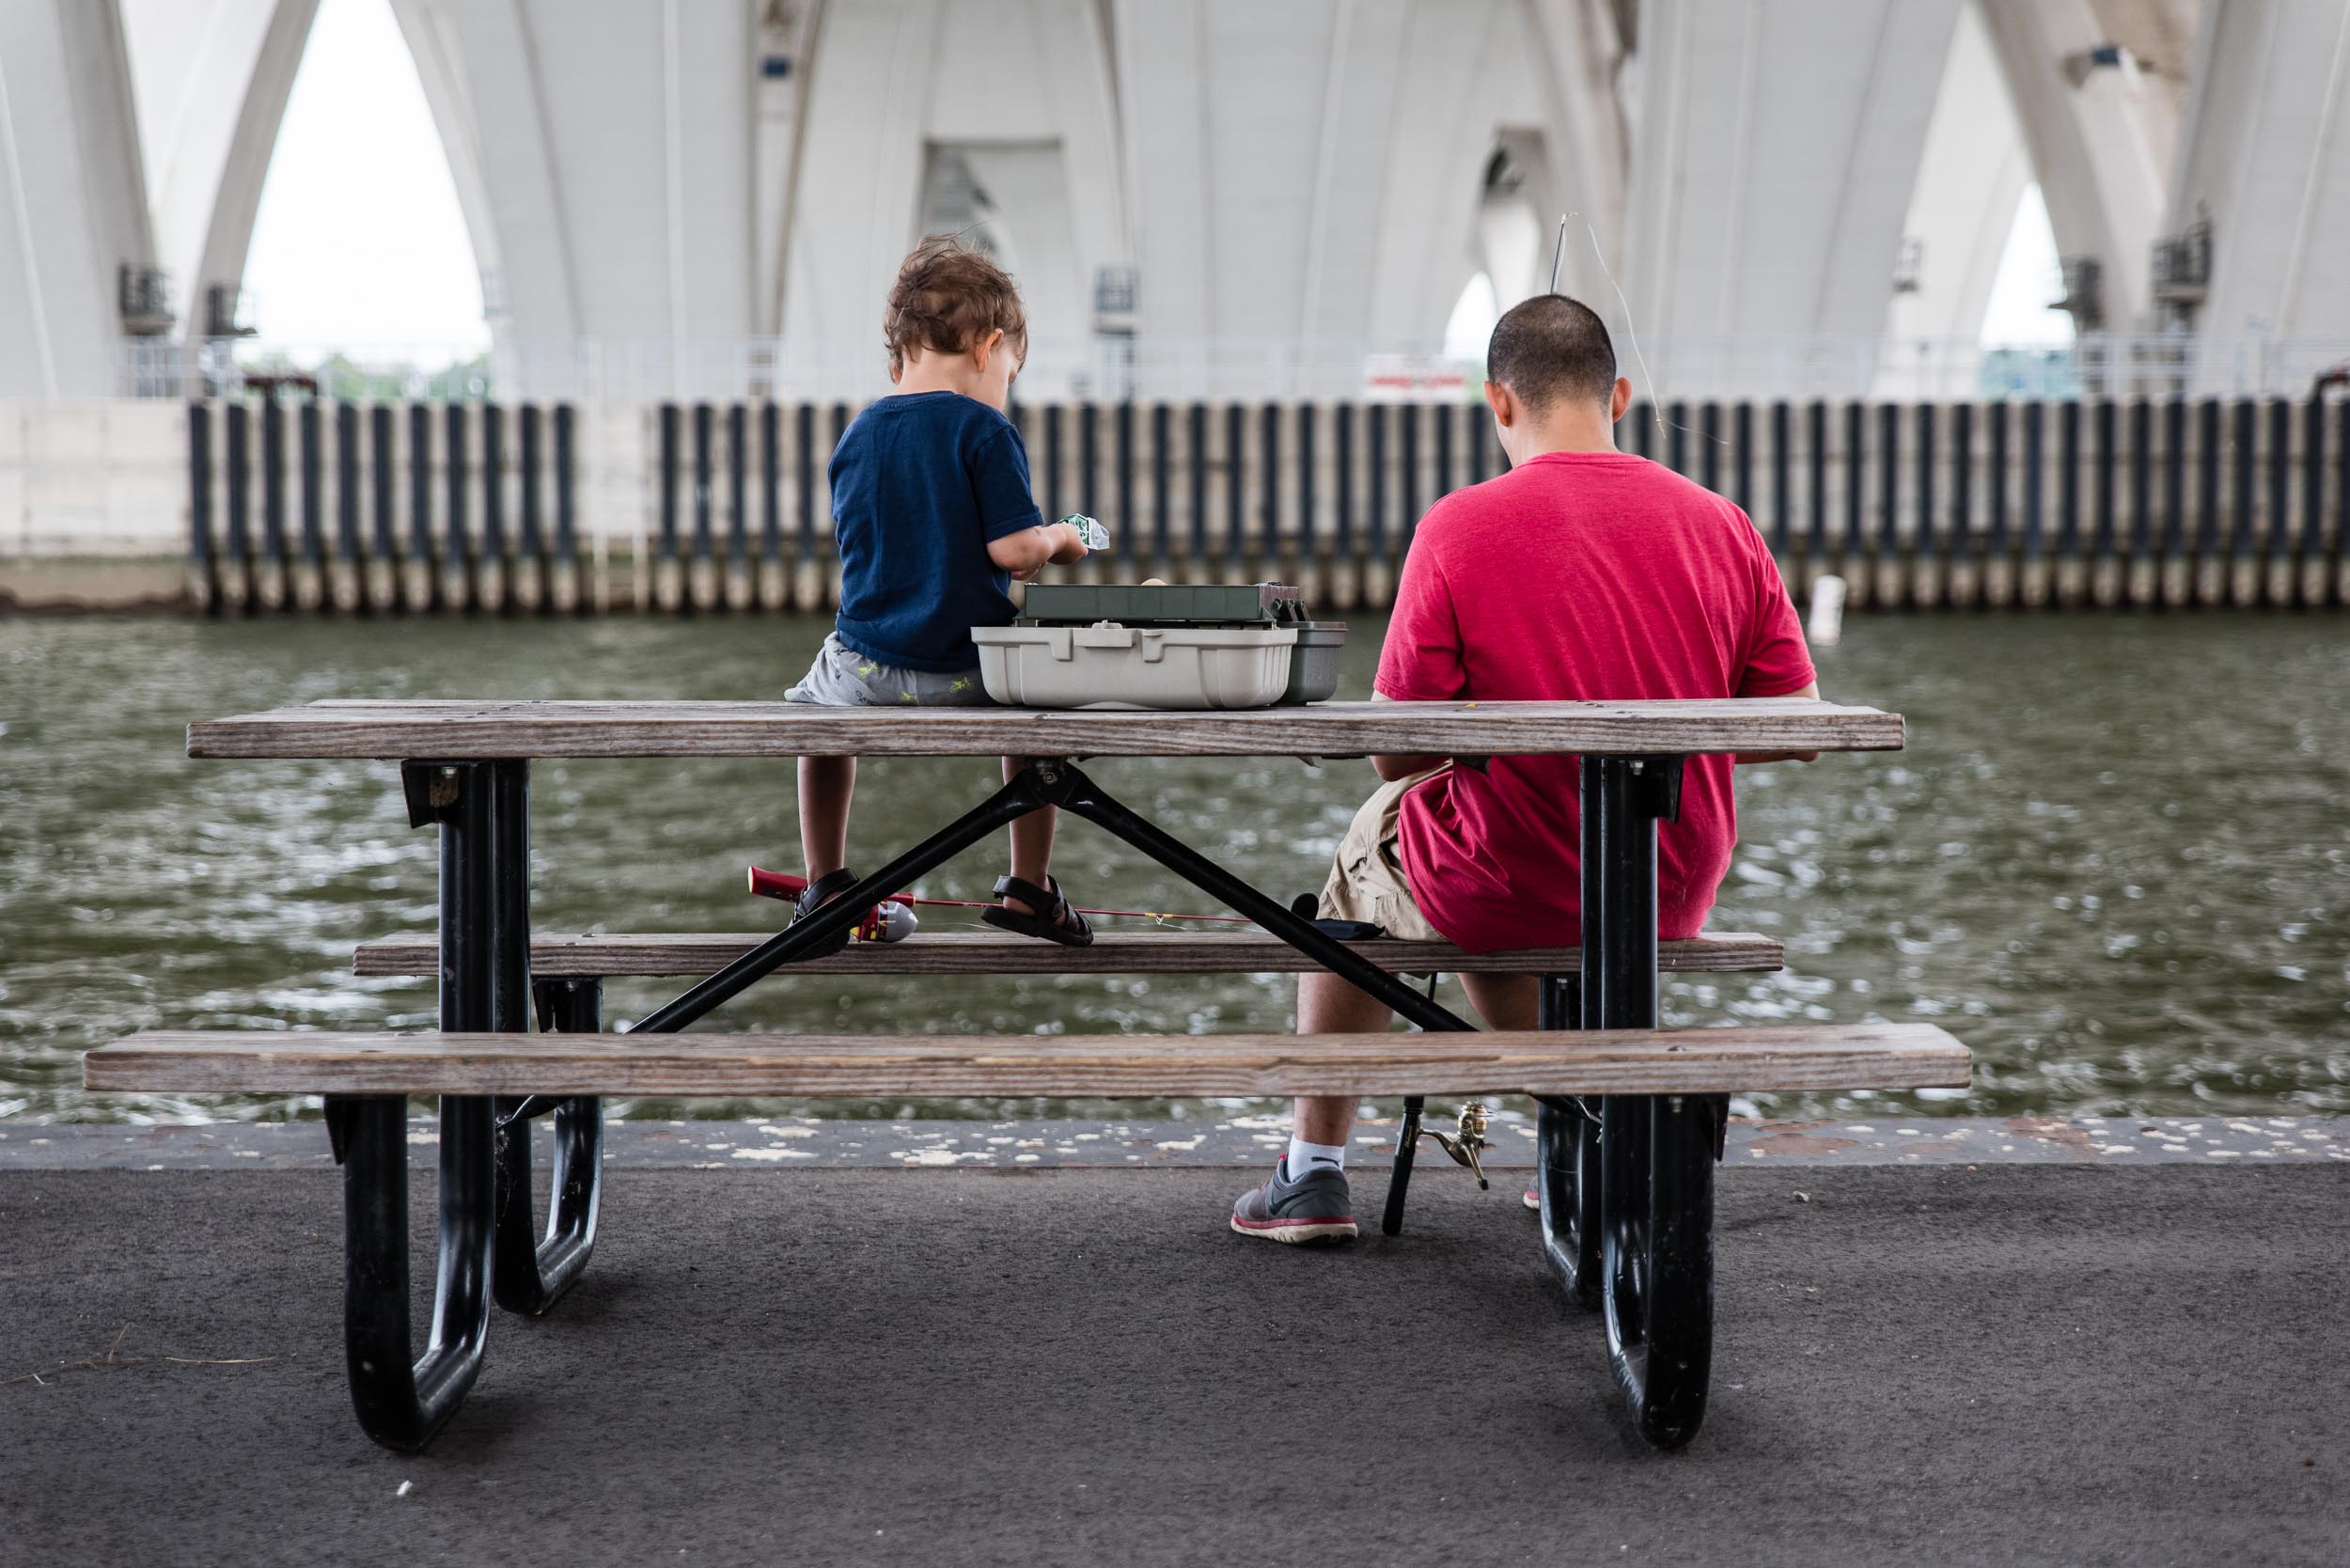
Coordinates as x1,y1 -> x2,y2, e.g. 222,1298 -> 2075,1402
747,864 -> 1252,942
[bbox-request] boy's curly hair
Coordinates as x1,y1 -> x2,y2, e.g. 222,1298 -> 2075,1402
884,237 -> 1028,379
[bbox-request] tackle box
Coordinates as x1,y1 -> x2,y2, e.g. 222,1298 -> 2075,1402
980,581 -> 1346,709
972,624 -> 1299,710
1017,582 -> 1308,628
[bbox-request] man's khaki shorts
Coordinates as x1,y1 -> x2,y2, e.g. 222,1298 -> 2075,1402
1315,770 -> 1445,941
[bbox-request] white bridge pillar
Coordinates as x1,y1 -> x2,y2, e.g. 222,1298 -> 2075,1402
0,0 -> 153,396
1621,0 -> 1964,400
2168,0 -> 2350,392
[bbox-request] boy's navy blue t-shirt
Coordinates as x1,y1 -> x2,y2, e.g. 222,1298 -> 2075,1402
827,391 -> 1042,672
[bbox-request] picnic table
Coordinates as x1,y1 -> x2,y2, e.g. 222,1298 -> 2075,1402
89,697 -> 1966,1452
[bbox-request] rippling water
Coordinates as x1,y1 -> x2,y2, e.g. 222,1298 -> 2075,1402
3,611 -> 2345,1124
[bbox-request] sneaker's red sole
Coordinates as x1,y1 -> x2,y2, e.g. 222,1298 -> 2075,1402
1230,1215 -> 1358,1246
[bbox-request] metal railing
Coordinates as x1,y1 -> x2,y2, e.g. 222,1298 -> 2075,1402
125,333 -> 2350,406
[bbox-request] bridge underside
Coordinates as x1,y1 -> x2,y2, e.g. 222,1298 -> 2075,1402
5,0 -> 2344,400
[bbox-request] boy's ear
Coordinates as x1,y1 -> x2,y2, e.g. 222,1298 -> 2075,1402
1483,380 -> 1514,429
973,327 -> 1005,374
1609,376 -> 1634,422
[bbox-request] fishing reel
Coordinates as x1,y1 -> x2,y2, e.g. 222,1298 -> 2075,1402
853,901 -> 918,944
1410,1099 -> 1496,1189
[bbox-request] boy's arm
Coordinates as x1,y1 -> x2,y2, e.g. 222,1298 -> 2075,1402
975,424 -> 1084,578
987,521 -> 1087,579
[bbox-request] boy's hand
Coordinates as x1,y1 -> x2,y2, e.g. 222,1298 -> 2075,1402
1046,521 -> 1089,566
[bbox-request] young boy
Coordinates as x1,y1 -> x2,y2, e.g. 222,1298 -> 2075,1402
783,237 -> 1093,952
1230,294 -> 1821,1244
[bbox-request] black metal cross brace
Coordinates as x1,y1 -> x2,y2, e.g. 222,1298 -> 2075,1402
628,758 -> 1480,1039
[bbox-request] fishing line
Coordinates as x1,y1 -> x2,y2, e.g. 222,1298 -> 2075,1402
1556,212 -> 1725,449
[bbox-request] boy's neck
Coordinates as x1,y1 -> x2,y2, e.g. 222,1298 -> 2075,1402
896,365 -> 980,399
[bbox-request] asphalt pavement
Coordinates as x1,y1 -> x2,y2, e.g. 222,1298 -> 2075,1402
3,1160 -> 2344,1566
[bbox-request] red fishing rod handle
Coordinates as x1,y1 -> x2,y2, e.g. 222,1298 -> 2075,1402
748,865 -> 918,905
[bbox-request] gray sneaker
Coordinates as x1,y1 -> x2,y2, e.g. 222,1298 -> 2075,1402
1230,1158 -> 1357,1246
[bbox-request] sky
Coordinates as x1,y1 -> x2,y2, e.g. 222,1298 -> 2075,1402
241,0 -> 488,357
1977,184 -> 2077,348
243,0 -> 2071,360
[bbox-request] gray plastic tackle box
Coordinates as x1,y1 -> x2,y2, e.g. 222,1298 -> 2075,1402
983,581 -> 1346,709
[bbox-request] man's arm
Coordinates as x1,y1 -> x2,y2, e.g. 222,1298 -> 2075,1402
1734,680 -> 1821,763
1367,691 -> 1460,780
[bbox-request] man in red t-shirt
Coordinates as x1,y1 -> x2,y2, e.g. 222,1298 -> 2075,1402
1231,295 -> 1819,1246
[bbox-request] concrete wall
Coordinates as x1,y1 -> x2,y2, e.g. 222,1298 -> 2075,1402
1,400 -> 182,557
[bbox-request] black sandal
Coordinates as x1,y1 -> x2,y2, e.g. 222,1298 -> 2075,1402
789,867 -> 865,959
979,874 -> 1095,948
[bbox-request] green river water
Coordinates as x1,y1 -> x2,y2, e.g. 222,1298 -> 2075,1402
2,612 -> 2344,1124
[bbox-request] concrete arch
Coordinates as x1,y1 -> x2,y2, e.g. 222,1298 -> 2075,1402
1622,0 -> 1966,398
784,0 -> 1128,397
119,0 -> 318,346
1365,0 -> 1629,347
1974,0 -> 2176,332
387,0 -> 758,396
1883,0 -> 2036,353
386,0 -> 577,354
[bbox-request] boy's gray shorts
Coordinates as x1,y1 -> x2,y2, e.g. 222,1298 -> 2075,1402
785,632 -> 993,707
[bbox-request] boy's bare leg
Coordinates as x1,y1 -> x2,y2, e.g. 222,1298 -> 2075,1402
797,755 -> 855,879
999,755 -> 1060,920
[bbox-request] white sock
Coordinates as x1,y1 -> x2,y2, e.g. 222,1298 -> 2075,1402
1286,1137 -> 1347,1181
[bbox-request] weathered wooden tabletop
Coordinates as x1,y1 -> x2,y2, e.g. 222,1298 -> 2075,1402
187,698 -> 1903,760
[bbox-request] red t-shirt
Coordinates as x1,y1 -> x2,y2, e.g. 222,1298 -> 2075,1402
1374,449 -> 1814,952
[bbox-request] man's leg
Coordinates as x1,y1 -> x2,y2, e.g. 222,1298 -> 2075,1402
1289,966 -> 1397,1164
1230,971 -> 1391,1246
1459,972 -> 1539,1030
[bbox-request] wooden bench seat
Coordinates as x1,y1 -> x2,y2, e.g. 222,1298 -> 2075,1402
86,1022 -> 1966,1099
351,929 -> 1784,979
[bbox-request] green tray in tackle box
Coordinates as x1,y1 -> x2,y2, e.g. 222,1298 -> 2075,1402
1017,582 -> 1307,627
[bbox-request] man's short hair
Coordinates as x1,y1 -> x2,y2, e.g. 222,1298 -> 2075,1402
1485,294 -> 1618,414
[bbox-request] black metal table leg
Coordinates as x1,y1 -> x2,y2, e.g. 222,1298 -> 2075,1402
494,978 -> 604,1315
1582,754 -> 1718,1450
337,759 -> 528,1450
1534,975 -> 1600,1307
337,1092 -> 495,1452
